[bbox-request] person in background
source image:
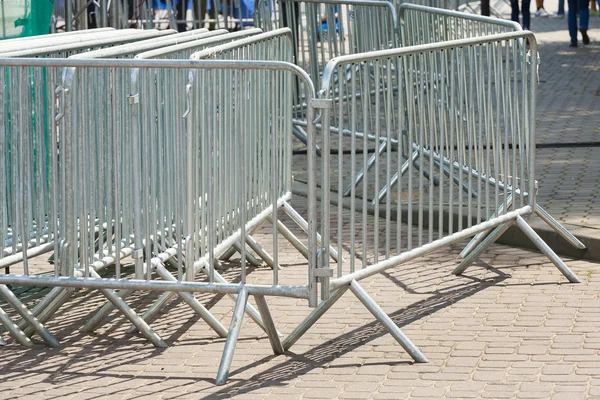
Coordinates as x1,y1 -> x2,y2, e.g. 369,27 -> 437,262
552,0 -> 565,18
511,0 -> 531,29
567,0 -> 590,46
535,0 -> 550,16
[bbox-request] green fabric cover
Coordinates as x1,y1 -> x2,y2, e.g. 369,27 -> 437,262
0,0 -> 54,39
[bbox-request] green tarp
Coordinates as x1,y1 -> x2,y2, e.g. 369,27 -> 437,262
0,0 -> 54,39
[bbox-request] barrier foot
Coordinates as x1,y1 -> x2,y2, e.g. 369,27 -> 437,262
282,286 -> 348,351
88,269 -> 168,348
155,263 -> 229,338
254,295 -> 284,355
283,201 -> 341,263
342,139 -> 389,197
210,266 -> 274,336
535,204 -> 586,250
99,286 -> 168,348
20,287 -> 73,338
0,305 -> 33,347
453,222 -> 514,276
232,241 -> 263,266
81,289 -> 134,332
460,196 -> 514,259
215,287 -> 248,386
0,285 -> 60,348
514,216 -> 580,283
348,280 -> 428,363
459,228 -> 491,259
246,235 -> 277,269
126,291 -> 177,334
267,216 -> 309,260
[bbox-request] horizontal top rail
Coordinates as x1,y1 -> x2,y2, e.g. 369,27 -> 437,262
0,27 -> 116,45
319,30 -> 537,95
0,57 -> 315,104
0,29 -> 164,54
69,29 -> 224,59
0,30 -> 176,57
398,3 -> 522,30
189,28 -> 294,60
134,29 -> 264,59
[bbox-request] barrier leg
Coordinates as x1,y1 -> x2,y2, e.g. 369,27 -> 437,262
126,291 -> 177,334
81,289 -> 134,332
0,305 -> 33,347
87,271 -> 168,348
22,287 -> 73,338
283,201 -> 340,262
0,285 -> 60,348
282,285 -> 348,351
514,216 -> 580,283
254,295 -> 284,355
453,222 -> 514,276
373,150 -> 418,205
535,204 -> 586,250
372,150 -> 442,205
215,287 -> 248,386
154,263 -> 229,338
343,140 -> 388,197
348,280 -> 427,363
209,265 -> 272,336
460,195 -> 513,258
266,216 -> 309,260
245,235 -> 277,269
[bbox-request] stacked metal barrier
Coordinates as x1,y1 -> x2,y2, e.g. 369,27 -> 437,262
0,4 -> 589,388
0,29 -> 181,276
65,28 -> 279,338
399,3 -> 521,45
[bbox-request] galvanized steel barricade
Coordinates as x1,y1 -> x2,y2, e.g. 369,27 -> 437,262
0,56 -> 325,385
394,4 -> 586,255
279,31 -> 581,363
398,3 -> 521,46
66,28 -> 270,337
0,30 -> 205,347
0,29 -> 180,274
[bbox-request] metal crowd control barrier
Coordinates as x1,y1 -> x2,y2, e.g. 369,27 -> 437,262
0,29 -> 178,280
399,3 -> 521,46
67,28 -> 269,337
0,29 -> 171,56
390,4 -> 586,255
0,56 -> 328,385
278,31 -> 581,362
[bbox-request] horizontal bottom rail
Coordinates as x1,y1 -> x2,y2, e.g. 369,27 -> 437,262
0,275 -> 310,299
329,205 -> 534,290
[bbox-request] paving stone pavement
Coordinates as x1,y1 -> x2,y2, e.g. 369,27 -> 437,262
1,6 -> 600,400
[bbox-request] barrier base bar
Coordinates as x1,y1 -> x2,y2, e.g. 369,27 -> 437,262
283,280 -> 427,363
